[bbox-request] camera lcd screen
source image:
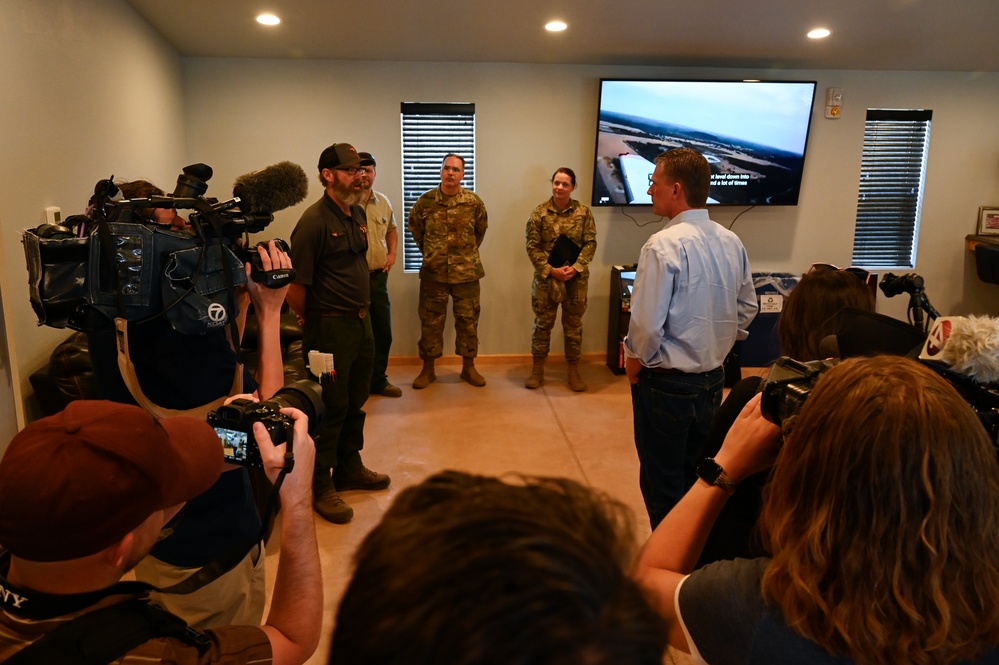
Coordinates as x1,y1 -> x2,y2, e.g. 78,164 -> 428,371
215,426 -> 251,463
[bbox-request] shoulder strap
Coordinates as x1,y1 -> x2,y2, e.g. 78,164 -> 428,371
113,316 -> 243,419
6,599 -> 210,665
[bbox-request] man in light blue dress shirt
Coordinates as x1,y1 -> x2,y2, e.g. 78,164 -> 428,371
624,148 -> 757,528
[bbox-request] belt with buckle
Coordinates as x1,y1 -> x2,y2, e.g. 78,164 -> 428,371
309,308 -> 368,319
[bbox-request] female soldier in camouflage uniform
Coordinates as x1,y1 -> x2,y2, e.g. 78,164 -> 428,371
524,168 -> 597,391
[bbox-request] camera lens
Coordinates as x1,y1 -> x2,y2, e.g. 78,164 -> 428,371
261,379 -> 325,437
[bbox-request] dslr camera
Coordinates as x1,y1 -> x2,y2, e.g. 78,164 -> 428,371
758,357 -> 837,427
208,380 -> 324,468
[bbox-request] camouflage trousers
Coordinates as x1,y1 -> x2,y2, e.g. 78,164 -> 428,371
531,273 -> 588,361
418,279 -> 480,359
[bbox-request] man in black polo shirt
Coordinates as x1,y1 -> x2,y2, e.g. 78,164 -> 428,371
287,143 -> 391,524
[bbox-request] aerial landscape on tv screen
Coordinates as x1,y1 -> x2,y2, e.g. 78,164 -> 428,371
593,81 -> 815,206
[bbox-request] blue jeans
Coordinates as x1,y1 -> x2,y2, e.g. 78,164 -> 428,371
631,367 -> 724,529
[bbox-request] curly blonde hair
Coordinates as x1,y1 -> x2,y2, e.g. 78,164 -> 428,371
760,356 -> 999,665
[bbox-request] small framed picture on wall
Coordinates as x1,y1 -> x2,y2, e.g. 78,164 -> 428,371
978,207 -> 999,235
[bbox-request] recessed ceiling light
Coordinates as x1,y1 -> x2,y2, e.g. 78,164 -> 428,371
545,20 -> 567,32
257,13 -> 281,26
807,28 -> 831,39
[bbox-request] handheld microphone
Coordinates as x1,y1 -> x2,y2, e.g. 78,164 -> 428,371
232,162 -> 309,214
919,315 -> 999,384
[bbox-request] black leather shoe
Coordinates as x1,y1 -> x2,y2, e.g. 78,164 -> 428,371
334,465 -> 391,491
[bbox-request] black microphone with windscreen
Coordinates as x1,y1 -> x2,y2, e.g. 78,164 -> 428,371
232,161 -> 309,214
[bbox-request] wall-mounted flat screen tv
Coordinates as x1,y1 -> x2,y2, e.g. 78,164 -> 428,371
592,79 -> 817,207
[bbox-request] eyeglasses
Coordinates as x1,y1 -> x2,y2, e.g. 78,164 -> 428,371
335,166 -> 362,176
442,165 -> 464,174
808,262 -> 875,287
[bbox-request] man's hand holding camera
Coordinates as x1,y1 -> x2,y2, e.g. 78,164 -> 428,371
241,239 -> 294,401
252,407 -> 316,491
246,239 -> 294,302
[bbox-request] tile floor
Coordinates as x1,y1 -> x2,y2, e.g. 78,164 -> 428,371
263,357 -> 701,664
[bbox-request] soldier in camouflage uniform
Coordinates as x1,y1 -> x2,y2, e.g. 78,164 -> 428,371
407,153 -> 489,388
525,167 -> 597,391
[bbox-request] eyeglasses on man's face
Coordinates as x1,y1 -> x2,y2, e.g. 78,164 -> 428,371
335,166 -> 362,176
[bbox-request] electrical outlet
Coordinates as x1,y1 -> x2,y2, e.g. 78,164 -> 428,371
44,206 -> 62,225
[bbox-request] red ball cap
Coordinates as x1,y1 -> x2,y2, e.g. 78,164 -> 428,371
0,400 -> 224,562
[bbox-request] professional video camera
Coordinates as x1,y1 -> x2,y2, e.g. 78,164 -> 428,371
23,161 -> 308,334
759,315 -> 999,450
208,379 -> 324,468
758,357 -> 837,428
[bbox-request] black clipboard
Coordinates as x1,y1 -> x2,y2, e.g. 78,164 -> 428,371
548,234 -> 581,267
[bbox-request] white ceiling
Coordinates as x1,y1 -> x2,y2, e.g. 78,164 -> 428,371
125,0 -> 999,72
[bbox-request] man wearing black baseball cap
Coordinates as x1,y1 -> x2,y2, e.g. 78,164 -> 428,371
0,400 -> 321,664
287,142 -> 392,524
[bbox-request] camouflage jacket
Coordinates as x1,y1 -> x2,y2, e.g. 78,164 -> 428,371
525,197 -> 597,279
408,186 -> 487,283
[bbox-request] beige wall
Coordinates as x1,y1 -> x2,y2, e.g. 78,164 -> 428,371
0,0 -> 186,429
183,60 -> 999,365
2,0 -> 999,427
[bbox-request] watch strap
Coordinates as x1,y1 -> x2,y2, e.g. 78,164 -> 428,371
711,470 -> 738,495
697,457 -> 738,495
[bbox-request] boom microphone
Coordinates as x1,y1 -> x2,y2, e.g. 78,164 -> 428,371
233,161 -> 309,214
919,315 -> 999,383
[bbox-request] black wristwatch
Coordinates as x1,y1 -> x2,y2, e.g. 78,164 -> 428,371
696,458 -> 737,495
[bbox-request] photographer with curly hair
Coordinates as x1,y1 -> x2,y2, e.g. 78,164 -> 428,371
637,355 -> 999,665
330,470 -> 668,665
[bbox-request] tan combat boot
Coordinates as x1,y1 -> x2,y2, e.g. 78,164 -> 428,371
525,356 -> 545,389
567,360 -> 587,392
412,358 -> 436,389
460,357 -> 486,387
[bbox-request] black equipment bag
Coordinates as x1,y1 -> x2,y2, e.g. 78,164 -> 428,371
22,230 -> 91,330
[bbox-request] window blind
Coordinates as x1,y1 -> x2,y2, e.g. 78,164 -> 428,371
851,109 -> 932,269
400,103 -> 476,272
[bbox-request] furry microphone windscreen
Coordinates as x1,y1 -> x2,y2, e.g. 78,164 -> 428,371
232,161 -> 309,213
920,315 -> 999,384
